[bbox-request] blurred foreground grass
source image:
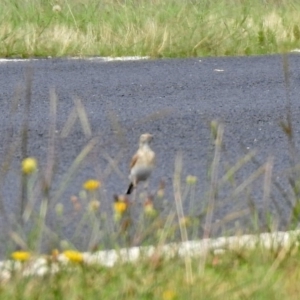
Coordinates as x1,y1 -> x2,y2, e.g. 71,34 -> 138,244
1,0 -> 300,58
3,246 -> 300,299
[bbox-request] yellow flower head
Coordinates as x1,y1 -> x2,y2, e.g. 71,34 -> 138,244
186,175 -> 198,185
22,157 -> 38,174
162,289 -> 177,300
11,251 -> 31,262
63,250 -> 84,263
114,201 -> 127,214
83,179 -> 101,191
113,195 -> 128,215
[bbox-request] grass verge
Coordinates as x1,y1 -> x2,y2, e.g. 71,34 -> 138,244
1,0 -> 300,58
2,245 -> 300,299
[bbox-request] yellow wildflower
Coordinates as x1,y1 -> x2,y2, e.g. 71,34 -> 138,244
22,157 -> 38,174
63,250 -> 84,263
114,200 -> 127,214
186,175 -> 198,185
11,251 -> 31,262
113,195 -> 129,221
83,179 -> 101,191
162,289 -> 177,300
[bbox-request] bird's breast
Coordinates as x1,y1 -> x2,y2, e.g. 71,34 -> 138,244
130,165 -> 153,181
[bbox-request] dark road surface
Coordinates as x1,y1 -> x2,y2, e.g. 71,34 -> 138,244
1,55 -> 300,253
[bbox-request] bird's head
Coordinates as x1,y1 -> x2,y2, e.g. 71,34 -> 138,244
139,133 -> 153,145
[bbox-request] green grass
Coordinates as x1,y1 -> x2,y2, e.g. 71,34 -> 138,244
2,247 -> 300,299
1,0 -> 300,58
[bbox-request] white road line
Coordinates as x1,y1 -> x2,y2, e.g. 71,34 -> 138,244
0,56 -> 150,63
1,230 -> 299,279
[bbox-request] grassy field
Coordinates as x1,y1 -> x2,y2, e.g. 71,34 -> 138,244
1,0 -> 300,58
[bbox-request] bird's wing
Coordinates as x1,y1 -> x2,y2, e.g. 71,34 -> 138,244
130,152 -> 139,169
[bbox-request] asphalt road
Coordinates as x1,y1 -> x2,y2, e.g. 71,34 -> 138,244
1,54 -> 300,253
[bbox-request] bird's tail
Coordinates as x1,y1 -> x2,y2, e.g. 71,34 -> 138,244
126,183 -> 134,195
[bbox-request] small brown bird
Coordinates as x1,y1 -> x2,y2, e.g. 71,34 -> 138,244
126,133 -> 155,195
